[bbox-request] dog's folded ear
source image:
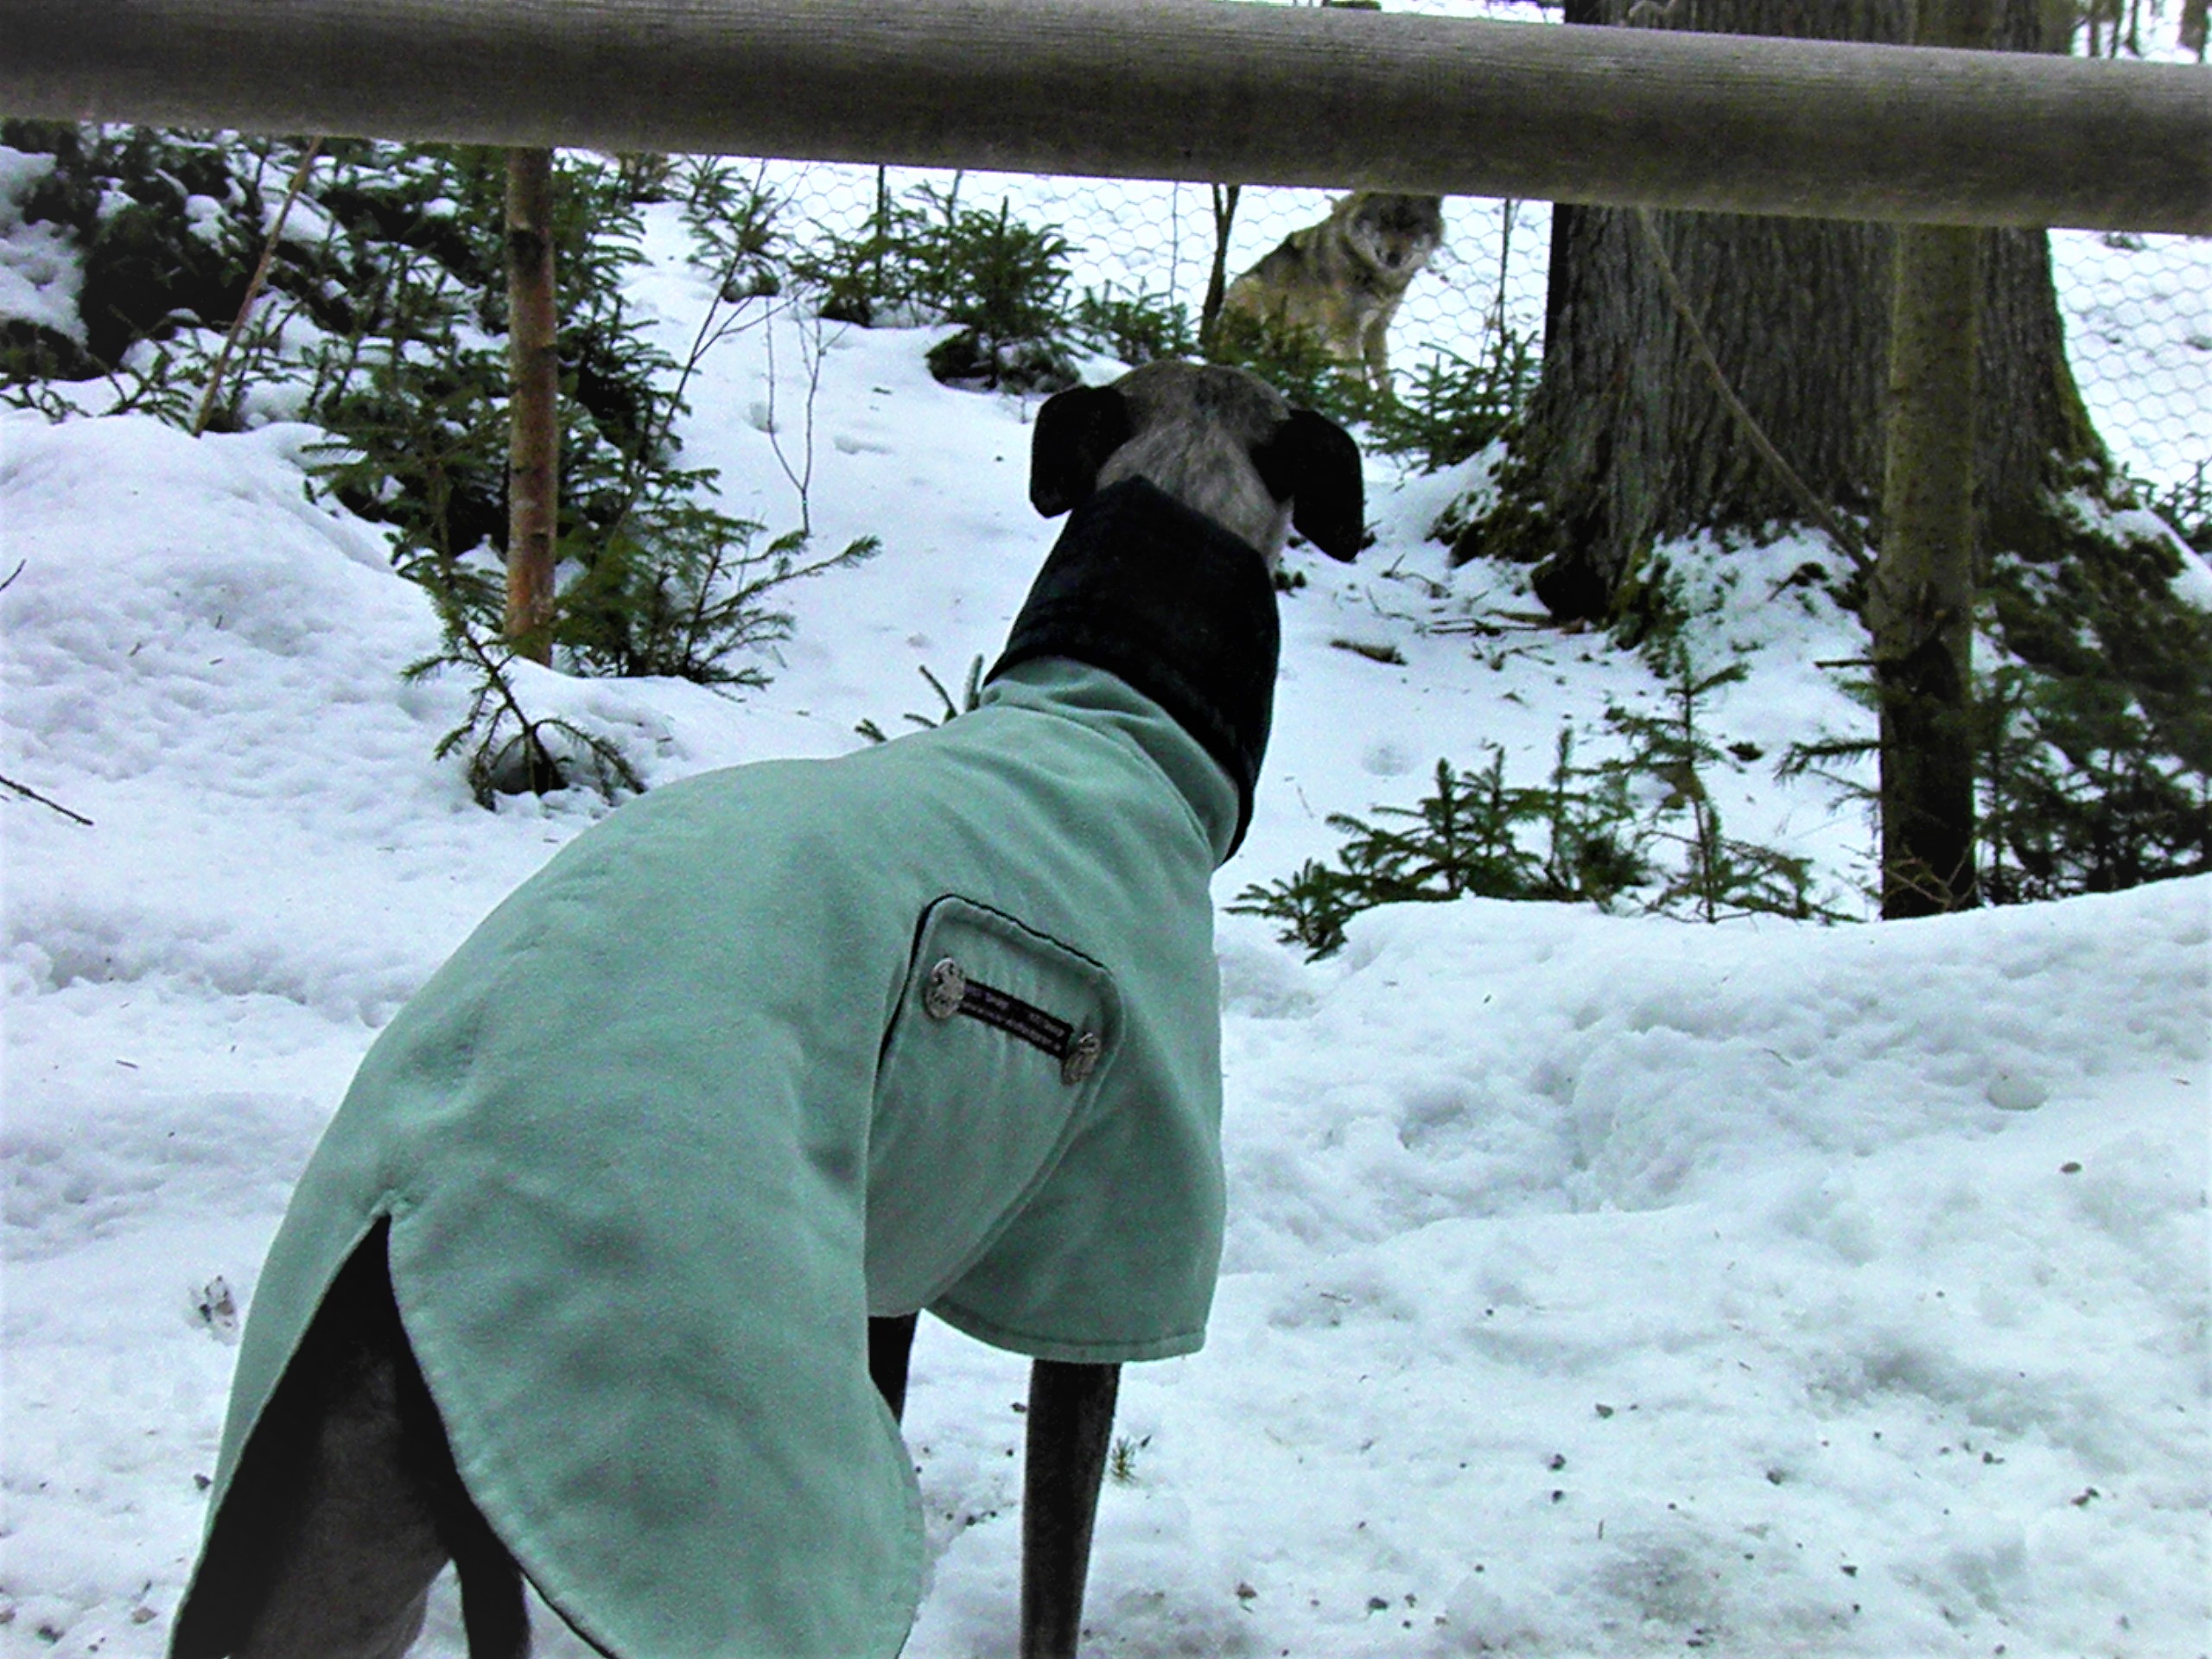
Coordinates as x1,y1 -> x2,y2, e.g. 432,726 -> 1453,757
1253,409 -> 1365,562
1030,385 -> 1135,518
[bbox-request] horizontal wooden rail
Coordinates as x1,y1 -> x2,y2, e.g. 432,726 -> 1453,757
3,0 -> 2208,233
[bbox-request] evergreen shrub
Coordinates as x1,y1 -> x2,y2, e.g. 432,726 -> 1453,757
1,126 -> 878,802
1235,644 -> 1839,959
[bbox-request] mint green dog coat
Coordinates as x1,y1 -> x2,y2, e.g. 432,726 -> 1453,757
181,480 -> 1284,1656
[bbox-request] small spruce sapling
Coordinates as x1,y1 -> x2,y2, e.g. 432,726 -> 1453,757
855,657 -> 986,745
916,193 -> 1080,393
1072,282 -> 1197,367
1606,645 -> 1833,922
1230,732 -> 1649,958
556,514 -> 880,687
400,556 -> 644,808
1362,330 -> 1540,474
791,178 -> 1083,392
677,157 -> 785,303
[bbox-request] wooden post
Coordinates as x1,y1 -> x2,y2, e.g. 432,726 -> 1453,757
1872,0 -> 1993,918
4,0 -> 2207,233
505,146 -> 558,661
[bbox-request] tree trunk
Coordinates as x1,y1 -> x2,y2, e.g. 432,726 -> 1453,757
1872,0 -> 1993,918
1198,182 -> 1242,356
505,146 -> 559,661
1462,0 -> 2107,622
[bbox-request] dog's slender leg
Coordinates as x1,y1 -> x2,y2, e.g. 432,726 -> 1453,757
1019,1359 -> 1121,1659
444,1516 -> 529,1659
868,1313 -> 920,1421
401,1376 -> 529,1659
173,1227 -> 449,1659
173,1222 -> 531,1659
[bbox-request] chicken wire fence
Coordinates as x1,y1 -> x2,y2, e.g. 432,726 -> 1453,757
750,157 -> 2209,499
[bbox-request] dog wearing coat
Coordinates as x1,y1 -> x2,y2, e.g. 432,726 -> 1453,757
168,359 -> 1363,1659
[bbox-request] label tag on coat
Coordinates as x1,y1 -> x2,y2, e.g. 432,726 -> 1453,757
922,956 -> 1103,1084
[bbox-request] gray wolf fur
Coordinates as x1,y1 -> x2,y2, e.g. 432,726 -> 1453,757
170,361 -> 1359,1659
1219,192 -> 1446,391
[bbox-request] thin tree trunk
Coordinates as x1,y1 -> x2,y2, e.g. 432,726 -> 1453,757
194,137 -> 322,437
505,146 -> 559,661
1875,225 -> 1983,915
1199,183 -> 1241,357
1873,0 -> 1993,918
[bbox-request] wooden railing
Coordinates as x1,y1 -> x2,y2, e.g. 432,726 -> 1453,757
3,0 -> 2207,232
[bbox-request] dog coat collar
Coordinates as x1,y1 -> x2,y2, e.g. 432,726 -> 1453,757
987,477 -> 1279,855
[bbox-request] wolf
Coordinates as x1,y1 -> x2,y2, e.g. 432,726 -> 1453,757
167,360 -> 1361,1659
1219,191 -> 1446,392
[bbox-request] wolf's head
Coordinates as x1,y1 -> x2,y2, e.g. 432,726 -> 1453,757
1339,192 -> 1446,277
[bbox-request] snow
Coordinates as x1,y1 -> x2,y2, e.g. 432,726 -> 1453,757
4,142 -> 2210,1659
0,149 -> 81,346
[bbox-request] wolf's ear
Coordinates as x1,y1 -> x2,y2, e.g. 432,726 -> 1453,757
1253,408 -> 1365,562
1030,385 -> 1134,517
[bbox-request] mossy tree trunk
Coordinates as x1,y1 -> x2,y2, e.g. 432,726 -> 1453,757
1460,0 -> 2107,622
1872,0 -> 1994,918
505,146 -> 559,662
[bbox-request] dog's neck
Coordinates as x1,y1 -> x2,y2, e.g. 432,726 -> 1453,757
1094,429 -> 1294,569
988,480 -> 1280,858
982,658 -> 1242,865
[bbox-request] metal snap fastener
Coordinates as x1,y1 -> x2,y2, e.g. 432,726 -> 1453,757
1061,1029 -> 1103,1086
923,957 -> 966,1020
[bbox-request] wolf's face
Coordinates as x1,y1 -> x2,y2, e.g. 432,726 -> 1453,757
1344,194 -> 1446,276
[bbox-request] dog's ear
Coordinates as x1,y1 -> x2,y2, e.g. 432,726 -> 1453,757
1030,385 -> 1134,517
1253,408 -> 1365,562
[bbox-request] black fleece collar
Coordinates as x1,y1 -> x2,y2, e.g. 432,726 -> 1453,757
987,479 -> 1281,855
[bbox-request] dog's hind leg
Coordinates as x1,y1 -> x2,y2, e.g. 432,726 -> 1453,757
170,1221 -> 528,1659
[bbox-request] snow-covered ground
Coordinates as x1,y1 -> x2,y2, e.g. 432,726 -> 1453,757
4,140 -> 2209,1659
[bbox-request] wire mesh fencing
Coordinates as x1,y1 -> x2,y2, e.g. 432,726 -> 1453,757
751,157 -> 2208,507
756,162 -> 1541,393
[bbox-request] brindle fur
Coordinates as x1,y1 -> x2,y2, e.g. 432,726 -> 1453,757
1028,360 -> 1364,569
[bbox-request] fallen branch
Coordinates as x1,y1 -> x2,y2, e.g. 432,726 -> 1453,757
193,137 -> 323,437
3,774 -> 93,826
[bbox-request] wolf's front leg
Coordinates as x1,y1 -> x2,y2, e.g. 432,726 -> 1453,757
1362,315 -> 1395,397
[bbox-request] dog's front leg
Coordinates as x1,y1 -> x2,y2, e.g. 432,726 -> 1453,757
1020,1358 -> 1121,1659
868,1313 -> 920,1421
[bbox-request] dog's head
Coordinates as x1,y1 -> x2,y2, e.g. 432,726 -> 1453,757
1339,192 -> 1446,278
1028,360 -> 1363,568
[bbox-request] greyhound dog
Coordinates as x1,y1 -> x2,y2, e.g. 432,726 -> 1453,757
168,359 -> 1362,1659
